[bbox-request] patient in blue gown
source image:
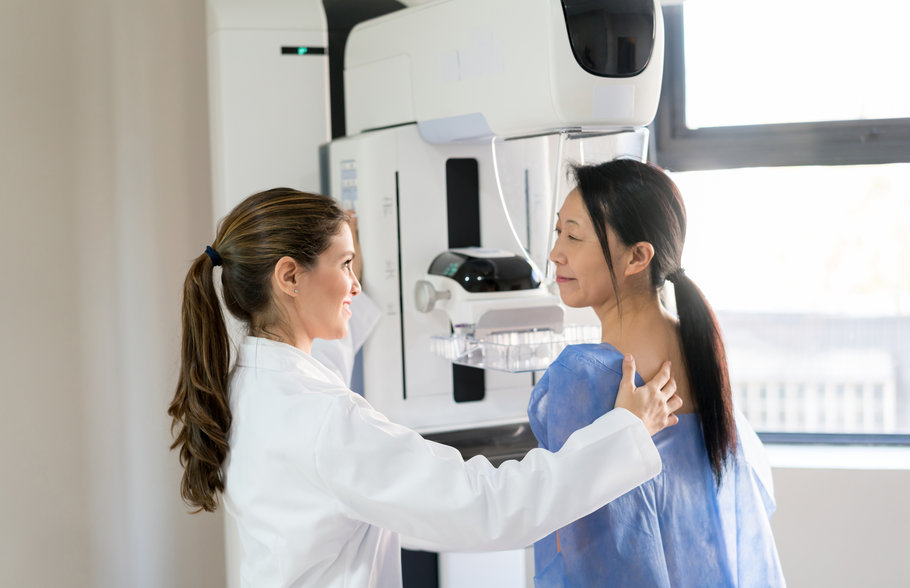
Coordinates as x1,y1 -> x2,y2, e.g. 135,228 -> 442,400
529,159 -> 785,587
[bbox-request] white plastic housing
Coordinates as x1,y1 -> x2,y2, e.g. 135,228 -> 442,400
207,0 -> 330,218
344,0 -> 664,141
416,274 -> 564,338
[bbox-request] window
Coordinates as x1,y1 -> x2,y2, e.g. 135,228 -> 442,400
684,0 -> 910,128
655,1 -> 910,442
655,1 -> 910,172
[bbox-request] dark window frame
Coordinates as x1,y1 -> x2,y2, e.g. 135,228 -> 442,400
654,5 -> 910,172
654,5 -> 910,445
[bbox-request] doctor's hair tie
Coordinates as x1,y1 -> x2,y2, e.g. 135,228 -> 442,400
667,268 -> 685,284
205,245 -> 223,267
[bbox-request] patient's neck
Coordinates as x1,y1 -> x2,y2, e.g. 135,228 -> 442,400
596,290 -> 694,413
597,290 -> 667,346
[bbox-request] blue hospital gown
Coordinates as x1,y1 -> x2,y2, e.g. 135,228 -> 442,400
528,344 -> 785,587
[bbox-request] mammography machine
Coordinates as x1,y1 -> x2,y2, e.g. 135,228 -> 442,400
324,0 -> 664,445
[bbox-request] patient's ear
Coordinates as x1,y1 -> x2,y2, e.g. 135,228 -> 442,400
624,242 -> 654,277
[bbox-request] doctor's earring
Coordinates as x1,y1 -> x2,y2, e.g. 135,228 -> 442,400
294,289 -> 299,294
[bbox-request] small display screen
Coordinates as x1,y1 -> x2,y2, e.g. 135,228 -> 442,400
280,46 -> 326,56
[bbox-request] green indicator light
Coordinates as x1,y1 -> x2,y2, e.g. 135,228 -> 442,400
281,46 -> 324,56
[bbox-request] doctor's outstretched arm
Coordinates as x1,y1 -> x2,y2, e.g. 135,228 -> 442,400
315,356 -> 679,554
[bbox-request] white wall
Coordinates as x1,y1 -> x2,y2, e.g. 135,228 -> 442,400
771,464 -> 910,588
0,0 -> 225,586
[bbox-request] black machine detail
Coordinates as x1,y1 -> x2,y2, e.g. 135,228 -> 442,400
561,0 -> 655,78
428,249 -> 541,294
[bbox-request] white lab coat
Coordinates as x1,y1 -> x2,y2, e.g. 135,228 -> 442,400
223,336 -> 661,588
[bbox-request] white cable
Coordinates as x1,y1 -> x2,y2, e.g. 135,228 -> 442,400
490,136 -> 546,283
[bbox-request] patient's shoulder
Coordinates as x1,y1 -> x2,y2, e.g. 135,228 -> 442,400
553,343 -> 626,376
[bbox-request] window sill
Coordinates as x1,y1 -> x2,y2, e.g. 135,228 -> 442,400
765,443 -> 910,471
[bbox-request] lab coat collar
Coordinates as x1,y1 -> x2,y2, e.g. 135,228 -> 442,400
236,336 -> 348,389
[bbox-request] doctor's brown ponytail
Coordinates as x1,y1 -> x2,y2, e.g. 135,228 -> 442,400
169,252 -> 232,512
169,188 -> 348,512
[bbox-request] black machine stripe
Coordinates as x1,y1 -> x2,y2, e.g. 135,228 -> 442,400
394,172 -> 408,400
445,158 -> 486,403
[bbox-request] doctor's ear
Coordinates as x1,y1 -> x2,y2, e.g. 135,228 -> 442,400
623,242 -> 655,277
273,256 -> 303,297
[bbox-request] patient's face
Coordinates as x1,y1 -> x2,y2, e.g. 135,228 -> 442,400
549,189 -> 622,311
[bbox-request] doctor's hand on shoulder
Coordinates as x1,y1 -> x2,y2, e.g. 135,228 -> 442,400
616,355 -> 682,436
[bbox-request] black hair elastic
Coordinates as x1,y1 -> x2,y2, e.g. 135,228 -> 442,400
667,268 -> 686,284
205,245 -> 223,267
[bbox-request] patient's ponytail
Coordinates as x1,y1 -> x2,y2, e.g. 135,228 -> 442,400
668,269 -> 735,484
574,160 -> 736,484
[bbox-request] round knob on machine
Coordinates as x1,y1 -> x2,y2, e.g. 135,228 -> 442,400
414,280 -> 451,313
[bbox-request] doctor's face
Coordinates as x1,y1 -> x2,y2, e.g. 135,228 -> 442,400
549,189 -> 622,313
297,223 -> 361,341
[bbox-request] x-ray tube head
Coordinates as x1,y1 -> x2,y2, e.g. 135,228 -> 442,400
344,0 -> 664,142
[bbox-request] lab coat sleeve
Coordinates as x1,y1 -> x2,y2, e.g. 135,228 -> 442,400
310,293 -> 382,385
312,396 -> 661,553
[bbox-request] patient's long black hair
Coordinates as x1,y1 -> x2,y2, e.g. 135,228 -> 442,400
573,159 -> 735,483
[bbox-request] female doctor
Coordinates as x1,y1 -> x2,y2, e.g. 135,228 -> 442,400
168,188 -> 682,587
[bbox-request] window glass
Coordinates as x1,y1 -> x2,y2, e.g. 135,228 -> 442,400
671,164 -> 910,434
683,0 -> 910,128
